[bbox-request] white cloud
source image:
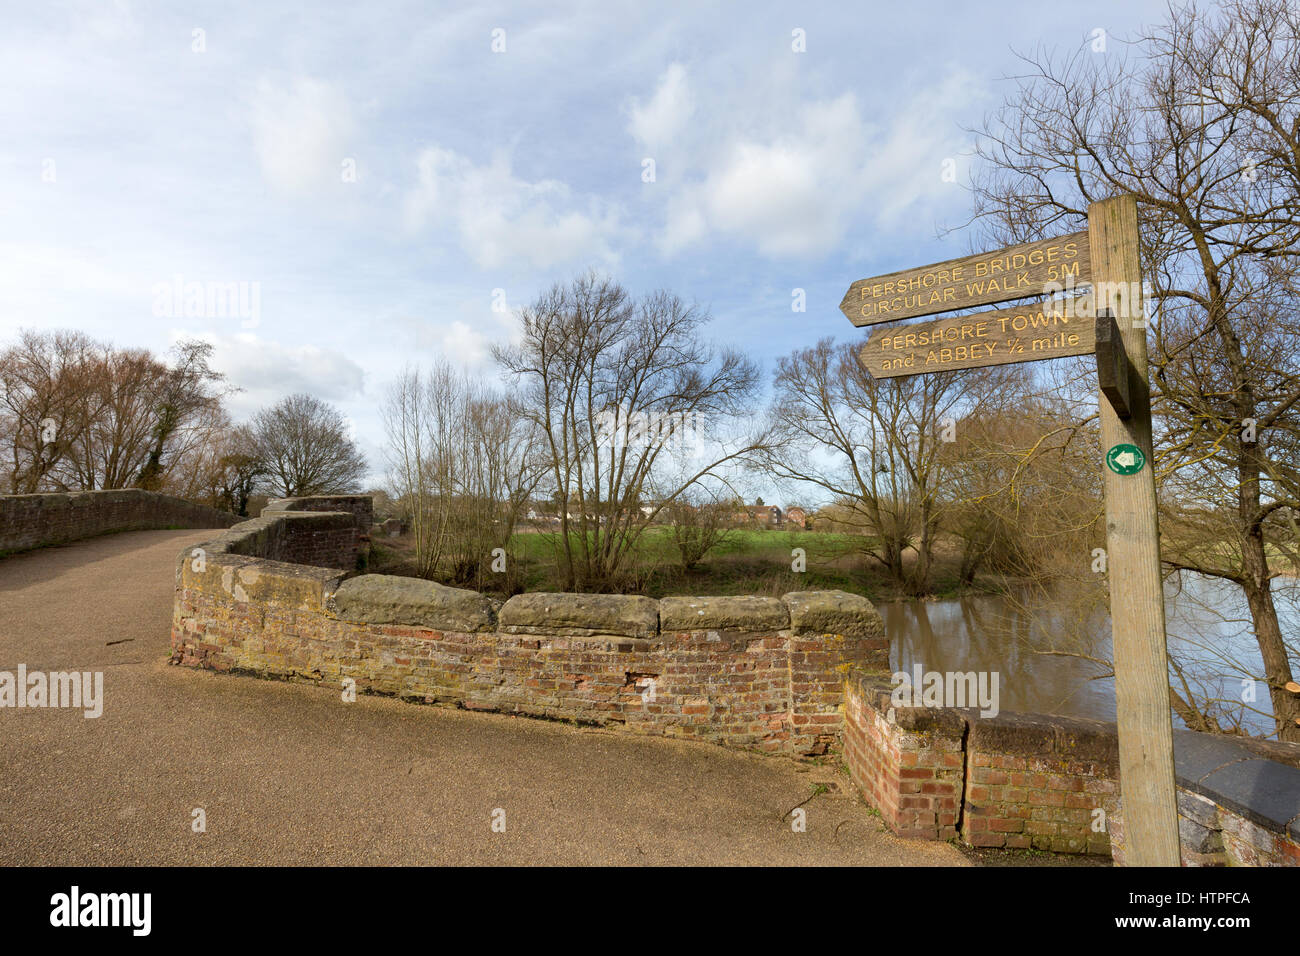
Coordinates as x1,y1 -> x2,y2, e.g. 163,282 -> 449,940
438,319 -> 493,367
404,147 -> 621,270
193,332 -> 366,418
649,74 -> 982,258
383,312 -> 507,371
249,76 -> 356,196
660,198 -> 707,254
627,63 -> 693,151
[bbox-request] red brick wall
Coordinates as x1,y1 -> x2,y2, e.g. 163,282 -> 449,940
219,512 -> 363,571
789,632 -> 888,756
964,751 -> 1117,854
845,672 -> 1118,855
844,676 -> 964,840
0,489 -> 237,554
175,607 -> 806,750
844,670 -> 1300,865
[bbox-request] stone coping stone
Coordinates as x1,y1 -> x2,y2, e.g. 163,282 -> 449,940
968,711 -> 1118,767
329,574 -> 498,633
891,704 -> 967,737
264,494 -> 374,510
1173,730 -> 1259,785
783,589 -> 883,639
177,550 -> 342,609
659,595 -> 788,632
852,669 -> 1118,760
1197,758 -> 1300,836
264,495 -> 373,529
1193,729 -> 1300,771
498,592 -> 658,639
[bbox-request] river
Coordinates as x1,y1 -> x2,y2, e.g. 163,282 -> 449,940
884,571 -> 1299,737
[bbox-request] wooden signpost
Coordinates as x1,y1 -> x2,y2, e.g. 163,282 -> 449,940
843,195 -> 1181,866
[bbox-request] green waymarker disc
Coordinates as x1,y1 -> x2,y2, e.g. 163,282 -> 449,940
1106,443 -> 1146,475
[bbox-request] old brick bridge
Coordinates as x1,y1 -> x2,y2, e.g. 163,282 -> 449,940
0,491 -> 965,866
3,490 -> 1296,866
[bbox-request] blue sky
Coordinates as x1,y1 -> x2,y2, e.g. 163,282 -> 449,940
0,0 -> 1176,491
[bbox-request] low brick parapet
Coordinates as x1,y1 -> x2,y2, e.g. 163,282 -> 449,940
171,505 -> 888,757
0,489 -> 238,554
843,668 -> 1300,865
264,495 -> 373,532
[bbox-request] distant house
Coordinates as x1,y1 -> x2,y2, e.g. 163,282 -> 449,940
734,501 -> 783,528
784,507 -> 807,529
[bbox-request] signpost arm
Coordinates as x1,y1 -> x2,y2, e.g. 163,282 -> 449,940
1088,195 -> 1181,866
1095,309 -> 1132,420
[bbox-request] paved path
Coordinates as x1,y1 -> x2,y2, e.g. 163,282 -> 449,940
0,530 -> 969,866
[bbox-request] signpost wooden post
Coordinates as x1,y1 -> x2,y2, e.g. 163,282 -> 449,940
1087,194 -> 1180,866
841,194 -> 1181,866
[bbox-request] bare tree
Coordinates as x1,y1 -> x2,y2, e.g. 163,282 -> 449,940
0,330 -> 103,493
165,419 -> 265,516
761,338 -> 1020,595
381,363 -> 541,588
966,0 -> 1300,738
493,272 -> 763,591
135,340 -> 228,491
63,340 -> 228,492
253,393 -> 367,497
940,393 -> 1103,585
1,331 -> 232,498
383,366 -> 456,578
212,425 -> 266,517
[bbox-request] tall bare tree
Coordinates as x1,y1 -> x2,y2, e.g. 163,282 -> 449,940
762,338 -> 1021,595
0,330 -> 102,493
1,332 -> 232,498
940,393 -> 1103,585
382,363 -> 540,588
61,340 -> 228,492
966,0 -> 1300,738
135,340 -> 228,491
165,419 -> 265,516
493,272 -> 763,591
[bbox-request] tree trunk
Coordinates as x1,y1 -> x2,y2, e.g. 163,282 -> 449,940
1241,526 -> 1299,741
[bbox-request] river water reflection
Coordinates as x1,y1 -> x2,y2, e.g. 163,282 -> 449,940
884,572 -> 1299,737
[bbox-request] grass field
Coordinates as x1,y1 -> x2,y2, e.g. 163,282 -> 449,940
369,526 -> 981,601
